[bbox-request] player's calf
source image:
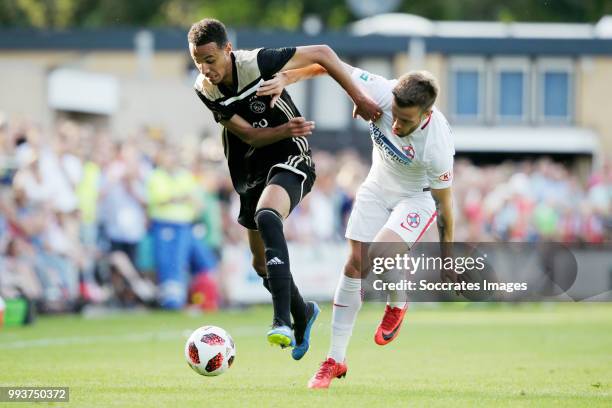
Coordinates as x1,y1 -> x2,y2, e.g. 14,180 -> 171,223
255,208 -> 293,329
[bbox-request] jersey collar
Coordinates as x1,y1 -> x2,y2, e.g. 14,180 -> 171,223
420,111 -> 433,130
403,111 -> 433,139
218,52 -> 239,96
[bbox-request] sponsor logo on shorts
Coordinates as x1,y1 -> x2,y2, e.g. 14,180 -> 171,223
400,212 -> 420,230
438,171 -> 452,182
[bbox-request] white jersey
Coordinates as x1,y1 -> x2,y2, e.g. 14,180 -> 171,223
350,68 -> 455,194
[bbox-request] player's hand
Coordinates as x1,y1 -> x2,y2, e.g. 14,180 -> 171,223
441,265 -> 459,285
352,93 -> 382,122
441,263 -> 471,296
282,117 -> 315,138
257,72 -> 289,108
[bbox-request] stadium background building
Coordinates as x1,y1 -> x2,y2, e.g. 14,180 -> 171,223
1,14 -> 611,177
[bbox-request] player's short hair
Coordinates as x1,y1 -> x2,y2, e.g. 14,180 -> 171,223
392,71 -> 438,111
188,18 -> 228,48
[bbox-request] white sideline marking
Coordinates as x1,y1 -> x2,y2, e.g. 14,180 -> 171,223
0,326 -> 263,350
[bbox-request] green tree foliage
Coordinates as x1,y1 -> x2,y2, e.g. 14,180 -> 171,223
0,0 -> 609,29
397,0 -> 612,23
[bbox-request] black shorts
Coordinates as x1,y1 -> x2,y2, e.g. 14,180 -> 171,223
237,162 -> 315,230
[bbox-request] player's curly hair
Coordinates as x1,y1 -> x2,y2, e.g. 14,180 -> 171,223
188,18 -> 228,48
392,71 -> 438,111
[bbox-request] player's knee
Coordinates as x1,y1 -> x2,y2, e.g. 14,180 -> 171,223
367,242 -> 398,264
255,208 -> 284,242
254,208 -> 283,233
258,183 -> 291,218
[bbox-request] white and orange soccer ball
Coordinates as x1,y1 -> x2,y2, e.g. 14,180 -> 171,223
185,325 -> 235,376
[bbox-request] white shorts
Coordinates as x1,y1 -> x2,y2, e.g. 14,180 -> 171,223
345,180 -> 437,247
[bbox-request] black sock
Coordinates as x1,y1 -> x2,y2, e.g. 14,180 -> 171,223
255,208 -> 297,327
263,276 -> 307,338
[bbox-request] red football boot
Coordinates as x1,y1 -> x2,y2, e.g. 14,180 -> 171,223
374,304 -> 408,345
307,358 -> 348,389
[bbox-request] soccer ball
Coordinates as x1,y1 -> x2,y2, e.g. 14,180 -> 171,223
185,325 -> 235,376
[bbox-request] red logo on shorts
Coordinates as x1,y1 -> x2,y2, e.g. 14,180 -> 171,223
438,171 -> 452,182
400,212 -> 420,230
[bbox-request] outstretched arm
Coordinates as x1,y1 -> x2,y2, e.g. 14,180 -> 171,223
259,61 -> 375,121
257,64 -> 327,107
279,46 -> 380,121
221,114 -> 314,149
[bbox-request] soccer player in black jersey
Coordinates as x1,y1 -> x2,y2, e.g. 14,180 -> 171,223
188,18 -> 381,360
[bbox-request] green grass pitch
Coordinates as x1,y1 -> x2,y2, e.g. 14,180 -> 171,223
1,303 -> 611,407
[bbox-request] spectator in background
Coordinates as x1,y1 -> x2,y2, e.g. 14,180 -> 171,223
147,145 -> 217,309
100,141 -> 148,265
36,129 -> 79,215
587,158 -> 611,241
0,188 -> 43,304
75,135 -> 106,300
6,181 -> 79,311
191,158 -> 223,260
285,151 -> 344,243
335,149 -> 369,232
55,120 -> 84,194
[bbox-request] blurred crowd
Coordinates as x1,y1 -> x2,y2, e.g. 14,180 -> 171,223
0,116 -> 610,315
453,158 -> 610,243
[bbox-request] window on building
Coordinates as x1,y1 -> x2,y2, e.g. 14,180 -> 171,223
543,72 -> 569,118
499,72 -> 524,117
454,70 -> 480,116
537,59 -> 573,124
493,58 -> 530,123
449,57 -> 486,123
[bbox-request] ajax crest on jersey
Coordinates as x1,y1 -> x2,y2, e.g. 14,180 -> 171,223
249,100 -> 266,114
185,325 -> 236,376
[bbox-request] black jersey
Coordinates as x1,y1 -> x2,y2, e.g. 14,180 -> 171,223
194,47 -> 313,195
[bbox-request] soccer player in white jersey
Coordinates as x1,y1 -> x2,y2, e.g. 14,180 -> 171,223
257,62 -> 455,388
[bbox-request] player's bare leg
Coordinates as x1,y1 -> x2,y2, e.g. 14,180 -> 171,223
255,184 -> 316,353
370,228 -> 409,346
309,239 -> 367,389
247,229 -> 268,281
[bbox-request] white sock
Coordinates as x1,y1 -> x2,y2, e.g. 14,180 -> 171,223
383,267 -> 408,309
388,300 -> 408,309
328,274 -> 362,362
